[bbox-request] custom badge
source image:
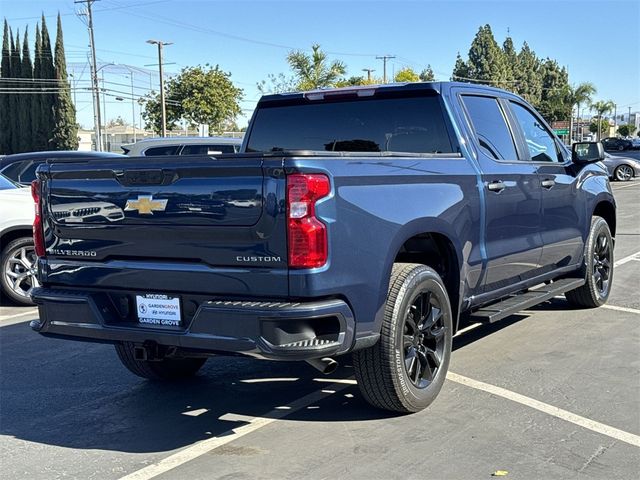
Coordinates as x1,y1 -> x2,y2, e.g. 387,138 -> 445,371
124,195 -> 168,215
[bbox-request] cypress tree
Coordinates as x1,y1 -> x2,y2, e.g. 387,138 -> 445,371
451,53 -> 469,81
516,42 -> 542,107
39,14 -> 55,149
19,27 -> 33,152
9,29 -> 21,153
466,25 -> 510,86
51,13 -> 77,150
1,20 -> 11,154
502,36 -> 517,89
32,23 -> 45,151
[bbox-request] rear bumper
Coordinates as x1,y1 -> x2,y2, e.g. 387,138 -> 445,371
30,287 -> 355,360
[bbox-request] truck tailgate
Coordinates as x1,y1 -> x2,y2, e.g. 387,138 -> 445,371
39,155 -> 288,296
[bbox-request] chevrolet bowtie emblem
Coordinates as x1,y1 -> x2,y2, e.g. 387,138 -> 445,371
124,195 -> 168,215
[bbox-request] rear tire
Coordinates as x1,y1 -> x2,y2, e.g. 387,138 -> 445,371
353,263 -> 452,413
1,237 -> 38,306
565,216 -> 613,308
115,342 -> 207,380
614,165 -> 633,182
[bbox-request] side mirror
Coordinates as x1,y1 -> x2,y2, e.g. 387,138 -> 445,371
572,142 -> 604,164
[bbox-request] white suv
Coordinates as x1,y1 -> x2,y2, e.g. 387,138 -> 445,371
121,136 -> 242,156
0,174 -> 36,305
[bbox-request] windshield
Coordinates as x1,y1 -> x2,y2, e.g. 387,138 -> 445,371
246,93 -> 456,154
0,173 -> 19,190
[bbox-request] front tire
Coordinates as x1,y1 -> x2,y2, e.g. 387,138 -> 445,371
115,342 -> 207,380
353,263 -> 452,413
565,216 -> 613,308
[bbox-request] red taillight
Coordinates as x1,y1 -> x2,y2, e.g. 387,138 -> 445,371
287,174 -> 330,269
31,180 -> 45,257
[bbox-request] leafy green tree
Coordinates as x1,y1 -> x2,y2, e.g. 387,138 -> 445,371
465,24 -> 510,85
142,64 -> 243,134
51,13 -> 78,150
451,52 -> 469,80
616,124 -> 636,137
286,44 -> 346,90
589,118 -> 610,137
32,22 -> 45,151
419,65 -> 435,82
502,35 -> 518,80
38,15 -> 55,149
394,67 -> 420,83
1,20 -> 12,154
591,100 -> 615,140
515,42 -> 542,106
537,59 -> 570,123
19,27 -> 33,152
257,72 -> 297,94
9,29 -> 20,153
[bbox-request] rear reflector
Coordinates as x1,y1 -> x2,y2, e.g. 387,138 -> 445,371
31,180 -> 45,257
287,174 -> 330,269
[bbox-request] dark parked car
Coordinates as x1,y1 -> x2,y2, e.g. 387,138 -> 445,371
0,151 -> 123,186
601,137 -> 633,151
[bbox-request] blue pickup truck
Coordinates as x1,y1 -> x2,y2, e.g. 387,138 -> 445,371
30,82 -> 615,413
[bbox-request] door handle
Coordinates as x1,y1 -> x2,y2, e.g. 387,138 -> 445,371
541,179 -> 556,189
487,180 -> 506,193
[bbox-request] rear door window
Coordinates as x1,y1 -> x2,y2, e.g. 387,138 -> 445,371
246,94 -> 456,154
144,145 -> 180,156
181,144 -> 237,155
18,161 -> 42,183
461,95 -> 518,161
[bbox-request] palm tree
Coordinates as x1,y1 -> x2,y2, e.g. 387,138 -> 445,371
286,44 -> 346,91
591,100 -> 615,141
568,82 -> 596,141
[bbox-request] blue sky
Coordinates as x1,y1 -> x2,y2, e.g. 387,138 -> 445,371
4,0 -> 640,129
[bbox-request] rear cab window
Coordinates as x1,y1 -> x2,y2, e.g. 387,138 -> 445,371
460,95 -> 519,161
246,92 -> 457,154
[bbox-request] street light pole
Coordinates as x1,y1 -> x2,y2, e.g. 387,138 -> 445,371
362,68 -> 375,82
147,39 -> 172,137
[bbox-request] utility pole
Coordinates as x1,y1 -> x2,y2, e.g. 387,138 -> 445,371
613,103 -> 617,129
362,68 -> 375,83
75,0 -> 102,151
129,73 -> 136,142
147,39 -> 172,137
629,106 -> 632,128
376,55 -> 396,84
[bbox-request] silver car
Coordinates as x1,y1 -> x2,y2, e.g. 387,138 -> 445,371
121,136 -> 242,156
602,152 -> 640,181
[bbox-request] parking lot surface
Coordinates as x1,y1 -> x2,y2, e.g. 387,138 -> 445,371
1,180 -> 639,480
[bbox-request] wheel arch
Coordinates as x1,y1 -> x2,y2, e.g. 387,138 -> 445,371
593,200 -> 616,237
384,220 -> 463,333
0,226 -> 34,252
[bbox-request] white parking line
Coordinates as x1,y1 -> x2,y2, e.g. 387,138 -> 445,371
118,381 -> 352,480
601,304 -> 640,315
447,372 -> 640,448
614,250 -> 640,267
0,308 -> 38,324
613,182 -> 640,190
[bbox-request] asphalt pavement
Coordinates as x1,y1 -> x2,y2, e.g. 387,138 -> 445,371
1,178 -> 639,480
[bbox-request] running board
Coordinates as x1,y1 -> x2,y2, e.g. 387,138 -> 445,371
469,278 -> 585,323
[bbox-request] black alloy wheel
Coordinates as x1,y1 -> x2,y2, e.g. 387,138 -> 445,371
403,290 -> 446,389
591,232 -> 611,297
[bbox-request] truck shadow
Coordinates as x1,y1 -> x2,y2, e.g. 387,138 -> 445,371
1,308 -> 534,455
